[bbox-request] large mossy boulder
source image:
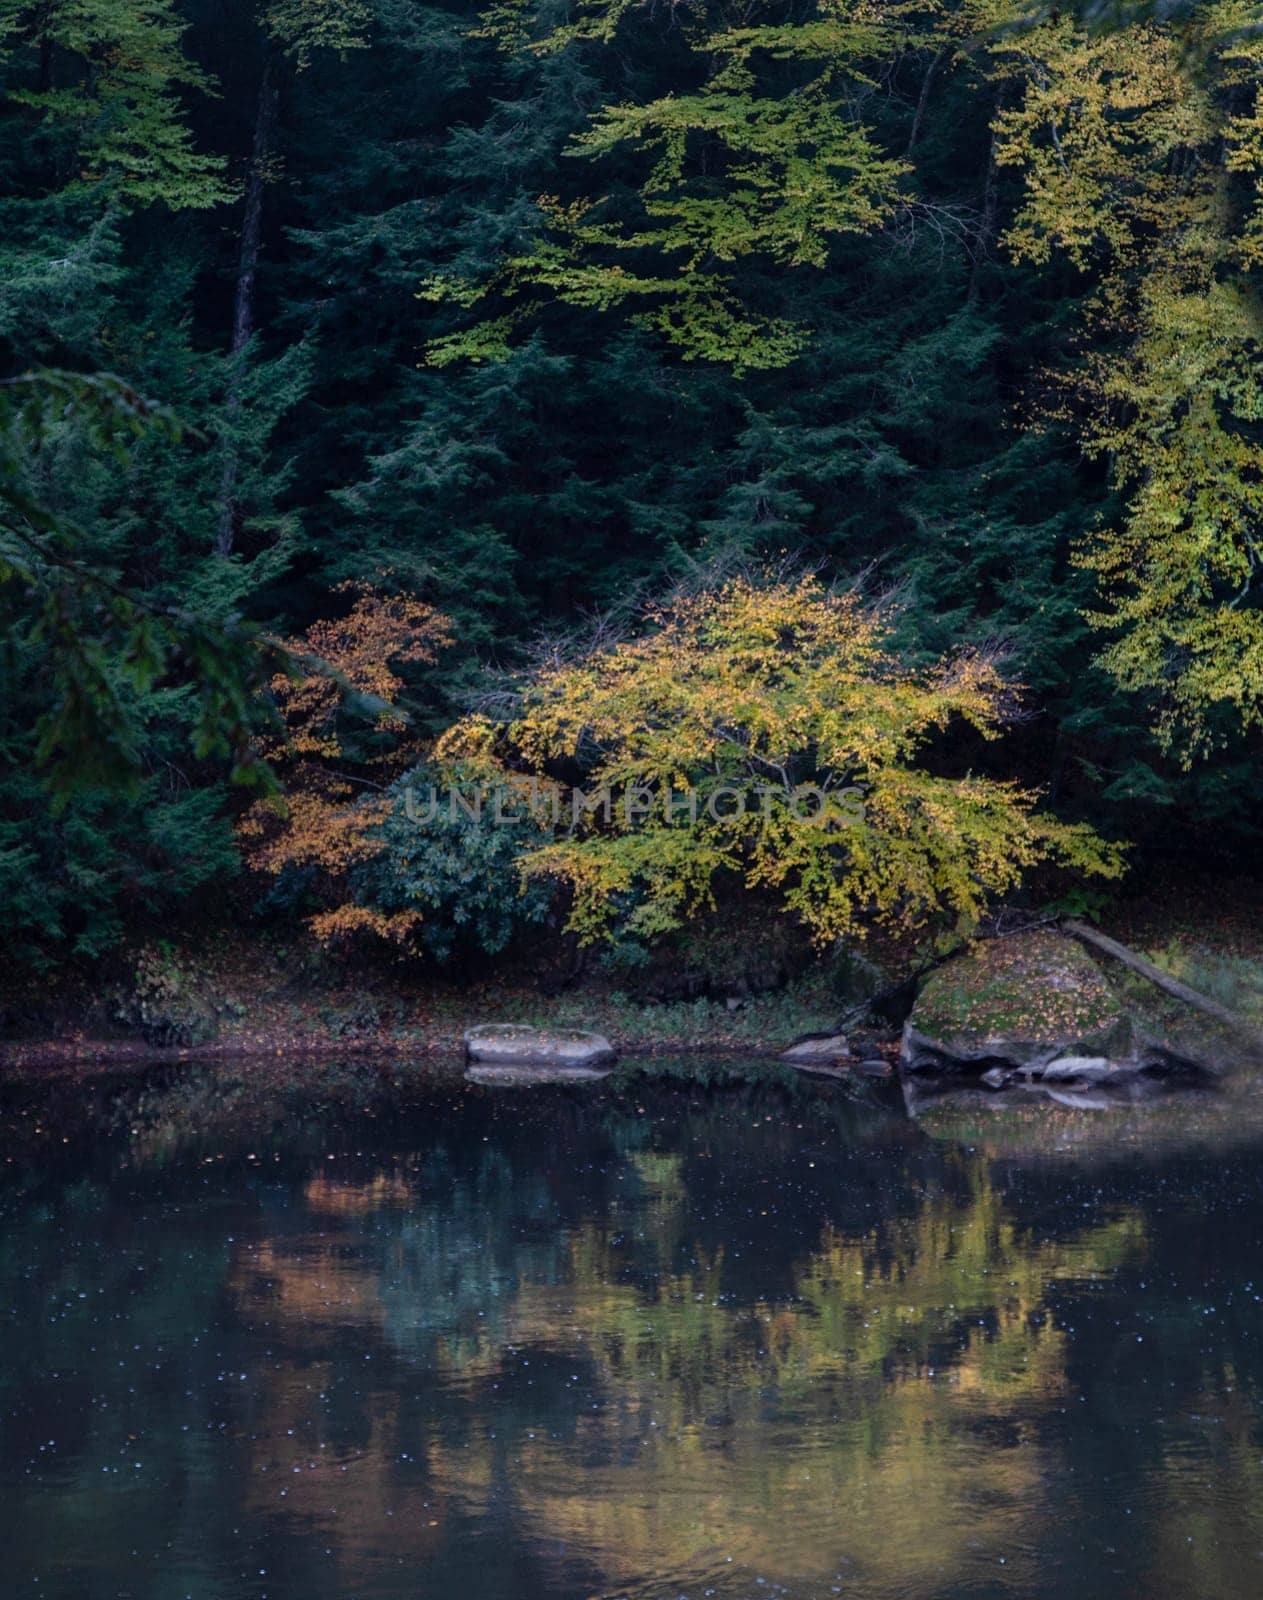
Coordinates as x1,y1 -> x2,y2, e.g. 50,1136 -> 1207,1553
903,931 -> 1130,1073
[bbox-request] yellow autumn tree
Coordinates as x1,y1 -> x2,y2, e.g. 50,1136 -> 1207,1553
239,584 -> 452,943
438,572 -> 1123,945
436,0 -> 1263,756
983,2 -> 1263,756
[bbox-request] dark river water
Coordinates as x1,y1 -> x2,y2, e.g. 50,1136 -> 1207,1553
3,1056 -> 1263,1600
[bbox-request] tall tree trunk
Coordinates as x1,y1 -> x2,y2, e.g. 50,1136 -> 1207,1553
906,43 -> 948,154
967,87 -> 1009,308
216,56 -> 278,557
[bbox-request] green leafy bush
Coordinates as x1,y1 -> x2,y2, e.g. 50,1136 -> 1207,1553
349,766 -> 554,963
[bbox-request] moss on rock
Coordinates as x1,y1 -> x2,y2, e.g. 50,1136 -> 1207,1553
905,931 -> 1129,1069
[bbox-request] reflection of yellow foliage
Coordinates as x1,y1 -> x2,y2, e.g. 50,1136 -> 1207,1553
1149,1385 -> 1263,1596
418,1171 -> 1145,1587
225,1160 -> 1152,1594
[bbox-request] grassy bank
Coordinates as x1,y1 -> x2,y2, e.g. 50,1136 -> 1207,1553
0,938 -> 853,1070
4,874 -> 1263,1072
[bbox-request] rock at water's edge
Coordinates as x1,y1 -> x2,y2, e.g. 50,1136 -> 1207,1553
1039,1055 -> 1118,1082
902,931 -> 1130,1074
463,1023 -> 616,1072
780,1034 -> 849,1065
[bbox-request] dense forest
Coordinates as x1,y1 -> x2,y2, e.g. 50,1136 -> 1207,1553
3,0 -> 1262,978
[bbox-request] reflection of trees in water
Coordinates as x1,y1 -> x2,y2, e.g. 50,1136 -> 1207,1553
1148,1407 -> 1263,1598
224,1156 -> 1149,1595
4,1082 -> 1263,1599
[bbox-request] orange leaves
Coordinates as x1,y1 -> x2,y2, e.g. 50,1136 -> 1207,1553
307,905 -> 423,945
238,585 -> 452,946
244,790 -> 391,876
267,585 -> 452,761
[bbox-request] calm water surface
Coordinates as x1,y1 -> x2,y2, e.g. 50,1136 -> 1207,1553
3,1057 -> 1263,1600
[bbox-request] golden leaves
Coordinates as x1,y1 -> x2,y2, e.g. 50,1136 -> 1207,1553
986,6 -> 1263,755
443,572 -> 1123,946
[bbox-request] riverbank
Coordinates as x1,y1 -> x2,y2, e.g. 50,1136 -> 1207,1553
0,952 -> 855,1073
3,873 -> 1261,1074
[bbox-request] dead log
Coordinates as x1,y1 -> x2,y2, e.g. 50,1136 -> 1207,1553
1063,919 -> 1263,1043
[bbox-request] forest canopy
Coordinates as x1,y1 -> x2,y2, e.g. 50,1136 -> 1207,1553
2,0 -> 1261,969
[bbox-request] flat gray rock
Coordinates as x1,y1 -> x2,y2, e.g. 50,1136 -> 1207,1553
463,1023 -> 616,1071
780,1034 -> 849,1064
1038,1055 -> 1119,1082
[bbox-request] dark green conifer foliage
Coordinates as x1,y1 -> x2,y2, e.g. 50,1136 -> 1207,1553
2,0 -> 1259,971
